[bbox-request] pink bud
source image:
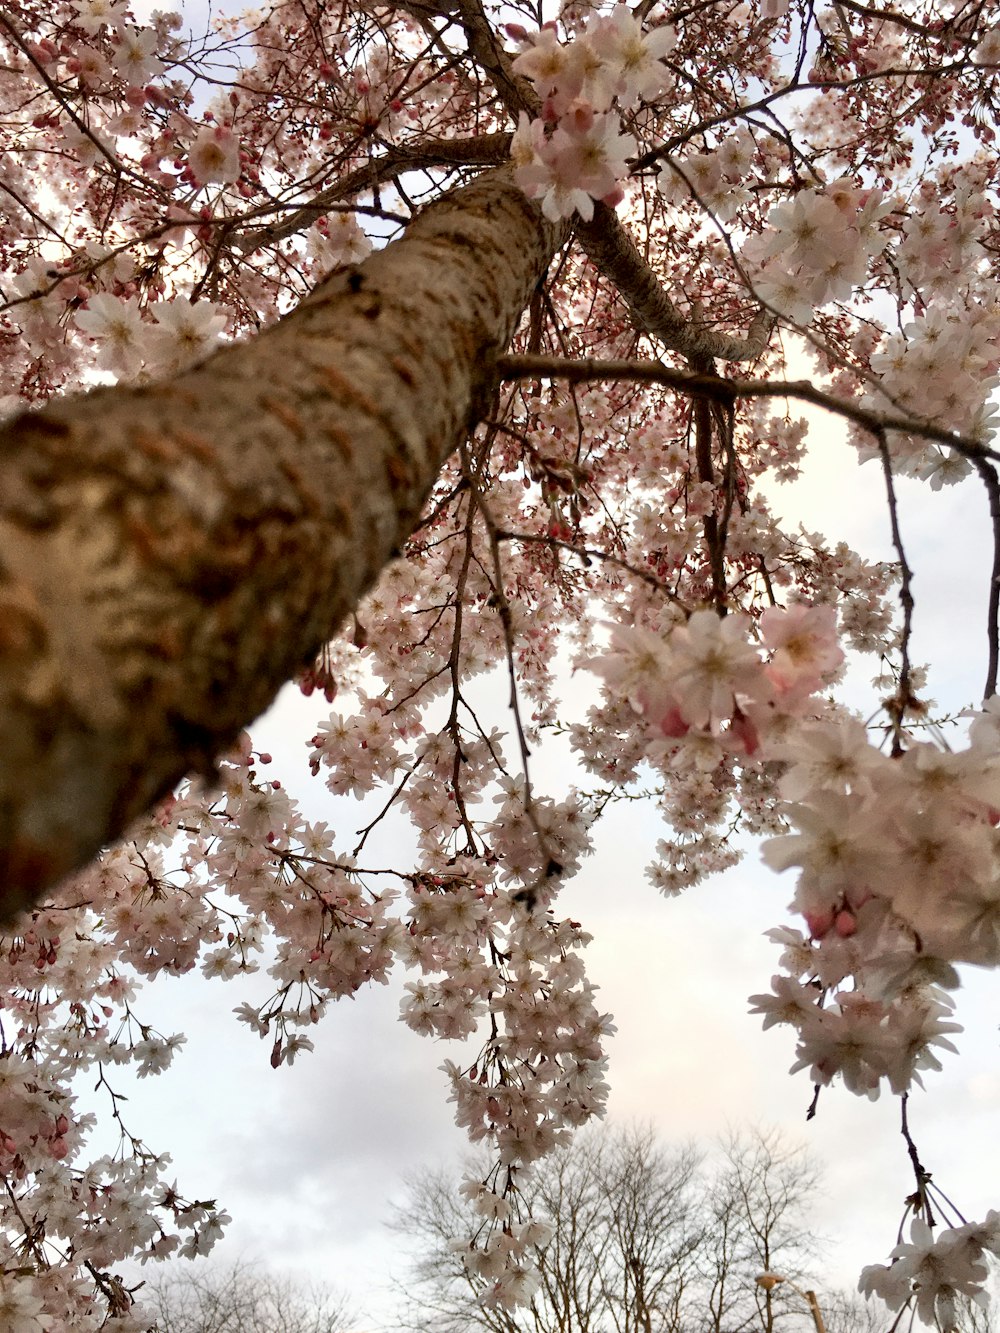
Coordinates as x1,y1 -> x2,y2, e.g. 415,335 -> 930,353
804,908 -> 835,939
658,707 -> 690,740
730,710 -> 761,757
834,910 -> 857,937
564,100 -> 595,134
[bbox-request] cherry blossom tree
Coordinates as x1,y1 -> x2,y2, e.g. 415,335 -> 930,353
2,0 -> 1000,1328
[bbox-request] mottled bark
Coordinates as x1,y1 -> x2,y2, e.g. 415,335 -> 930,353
0,169 -> 565,918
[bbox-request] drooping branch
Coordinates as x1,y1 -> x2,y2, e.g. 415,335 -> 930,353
0,169 -> 566,918
693,385 -> 727,609
973,457 -> 1000,701
876,428 -> 915,756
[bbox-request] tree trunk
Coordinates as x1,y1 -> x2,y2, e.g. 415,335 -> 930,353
0,168 -> 565,918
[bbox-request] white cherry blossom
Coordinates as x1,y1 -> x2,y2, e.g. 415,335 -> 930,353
187,126 -> 241,186
75,292 -> 147,376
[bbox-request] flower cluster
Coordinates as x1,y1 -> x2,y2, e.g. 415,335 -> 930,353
75,293 -> 228,380
595,606 -> 1000,1110
742,697 -> 1000,1108
860,1214 -> 1000,1329
593,602 -> 844,766
508,7 -> 674,219
743,181 -> 891,325
396,779 -> 610,1309
861,300 -> 1000,477
764,701 -> 1000,971
438,901 -> 612,1309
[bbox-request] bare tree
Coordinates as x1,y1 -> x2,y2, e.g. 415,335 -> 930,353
393,1123 -> 703,1333
817,1291 -> 895,1333
392,1124 -> 844,1333
696,1129 -> 823,1333
143,1261 -> 355,1333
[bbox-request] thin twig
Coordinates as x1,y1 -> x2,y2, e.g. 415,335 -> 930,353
876,430 -> 915,756
973,458 -> 1000,701
493,528 -> 687,606
464,471 -> 562,904
900,1093 -> 935,1228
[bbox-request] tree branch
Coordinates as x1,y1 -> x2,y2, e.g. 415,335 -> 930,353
495,354 -> 1000,462
973,457 -> 1000,701
573,210 -> 775,362
876,429 -> 915,756
235,132 -> 514,253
